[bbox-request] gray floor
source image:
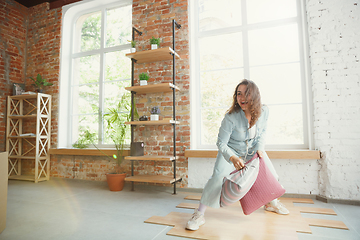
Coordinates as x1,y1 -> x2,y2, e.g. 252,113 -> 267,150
1,178 -> 360,240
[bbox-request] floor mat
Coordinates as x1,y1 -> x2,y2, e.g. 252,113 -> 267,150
145,195 -> 348,240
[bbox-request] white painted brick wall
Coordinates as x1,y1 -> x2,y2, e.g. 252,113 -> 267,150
188,157 -> 320,195
307,0 -> 360,200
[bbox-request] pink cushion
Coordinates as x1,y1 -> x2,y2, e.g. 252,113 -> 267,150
240,154 -> 285,215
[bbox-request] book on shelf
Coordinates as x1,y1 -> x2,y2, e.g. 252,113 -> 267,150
19,133 -> 36,137
22,91 -> 36,95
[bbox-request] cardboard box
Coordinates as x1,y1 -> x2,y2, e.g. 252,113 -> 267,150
0,152 -> 8,233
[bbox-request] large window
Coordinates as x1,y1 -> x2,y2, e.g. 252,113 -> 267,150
191,0 -> 312,149
59,0 -> 132,148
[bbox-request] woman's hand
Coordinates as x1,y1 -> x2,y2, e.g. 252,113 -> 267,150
257,150 -> 263,158
230,155 -> 245,170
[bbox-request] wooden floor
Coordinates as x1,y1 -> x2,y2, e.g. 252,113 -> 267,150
145,195 -> 348,240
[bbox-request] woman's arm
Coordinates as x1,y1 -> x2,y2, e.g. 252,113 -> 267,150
216,113 -> 238,164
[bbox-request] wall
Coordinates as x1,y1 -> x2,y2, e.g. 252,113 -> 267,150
0,0 -> 28,152
2,0 -> 359,200
307,0 -> 360,200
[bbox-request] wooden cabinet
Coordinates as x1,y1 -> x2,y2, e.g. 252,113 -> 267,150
125,21 -> 182,194
6,94 -> 51,183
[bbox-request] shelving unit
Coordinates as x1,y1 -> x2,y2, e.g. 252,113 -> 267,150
6,93 -> 51,183
125,20 -> 182,194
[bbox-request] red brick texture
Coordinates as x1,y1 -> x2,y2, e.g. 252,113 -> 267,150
1,0 -> 191,187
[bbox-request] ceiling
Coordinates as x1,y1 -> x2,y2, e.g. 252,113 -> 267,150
14,0 -> 59,8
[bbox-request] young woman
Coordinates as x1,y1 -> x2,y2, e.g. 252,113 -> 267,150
186,79 -> 289,231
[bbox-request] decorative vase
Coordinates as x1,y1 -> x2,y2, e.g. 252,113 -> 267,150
140,80 -> 147,86
151,44 -> 158,50
150,114 -> 159,121
131,48 -> 136,53
106,173 -> 126,191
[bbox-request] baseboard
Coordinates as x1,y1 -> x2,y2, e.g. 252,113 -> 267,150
316,195 -> 360,206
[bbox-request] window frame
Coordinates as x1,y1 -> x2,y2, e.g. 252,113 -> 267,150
58,0 -> 132,149
190,0 -> 314,150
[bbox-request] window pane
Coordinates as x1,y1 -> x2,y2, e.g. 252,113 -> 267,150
248,24 -> 299,66
199,0 -> 242,32
201,108 -> 227,145
201,69 -> 244,108
266,104 -> 304,145
247,0 -> 297,24
72,114 -> 99,145
106,6 -> 132,47
73,55 -> 100,85
80,11 -> 101,52
105,50 -> 131,81
104,81 -> 131,112
72,84 -> 99,115
250,63 -> 302,105
200,33 -> 243,71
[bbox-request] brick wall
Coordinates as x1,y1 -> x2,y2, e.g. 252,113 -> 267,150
130,0 -> 190,187
0,0 -> 27,152
307,0 -> 360,200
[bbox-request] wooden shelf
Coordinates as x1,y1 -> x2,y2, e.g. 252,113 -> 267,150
125,155 -> 179,161
125,83 -> 180,94
8,115 -> 37,119
9,94 -> 38,100
125,47 -> 180,63
8,175 -> 48,182
125,119 -> 180,125
8,135 -> 36,139
125,175 -> 181,184
8,156 -> 48,160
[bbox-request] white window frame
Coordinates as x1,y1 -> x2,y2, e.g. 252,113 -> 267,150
58,0 -> 132,148
190,0 -> 314,150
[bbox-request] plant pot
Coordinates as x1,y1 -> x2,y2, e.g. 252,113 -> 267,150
151,44 -> 158,50
131,48 -> 136,53
106,173 -> 126,191
150,114 -> 159,121
140,80 -> 147,86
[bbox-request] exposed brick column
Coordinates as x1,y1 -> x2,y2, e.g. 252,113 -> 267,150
131,0 -> 190,187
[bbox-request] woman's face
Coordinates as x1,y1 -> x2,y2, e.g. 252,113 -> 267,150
236,84 -> 251,112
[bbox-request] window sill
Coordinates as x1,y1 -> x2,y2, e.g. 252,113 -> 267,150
49,148 -> 130,156
185,149 -> 320,159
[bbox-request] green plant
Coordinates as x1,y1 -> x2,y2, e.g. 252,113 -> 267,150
29,74 -> 53,91
149,37 -> 160,46
128,40 -> 136,48
139,72 -> 149,81
150,106 -> 160,115
73,93 -> 139,173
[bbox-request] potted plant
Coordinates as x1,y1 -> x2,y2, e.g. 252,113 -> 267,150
150,106 -> 160,121
73,93 -> 138,191
139,72 -> 149,86
128,40 -> 136,53
150,36 -> 160,50
29,74 -> 53,93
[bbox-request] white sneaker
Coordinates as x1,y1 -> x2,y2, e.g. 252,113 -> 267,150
185,209 -> 205,231
264,200 -> 289,215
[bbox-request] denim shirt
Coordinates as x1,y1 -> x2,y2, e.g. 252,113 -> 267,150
216,105 -> 269,163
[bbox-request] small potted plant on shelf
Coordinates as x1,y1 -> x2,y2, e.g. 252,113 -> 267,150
139,72 -> 149,86
73,93 -> 139,191
29,74 -> 53,93
150,106 -> 160,121
150,36 -> 160,50
128,40 -> 136,53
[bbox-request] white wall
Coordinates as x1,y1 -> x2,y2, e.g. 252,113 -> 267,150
188,0 -> 360,201
307,0 -> 360,200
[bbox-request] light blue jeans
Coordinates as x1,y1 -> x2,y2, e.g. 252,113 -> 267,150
200,151 -> 279,208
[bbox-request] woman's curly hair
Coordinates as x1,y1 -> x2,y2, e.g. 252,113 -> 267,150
227,79 -> 262,129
